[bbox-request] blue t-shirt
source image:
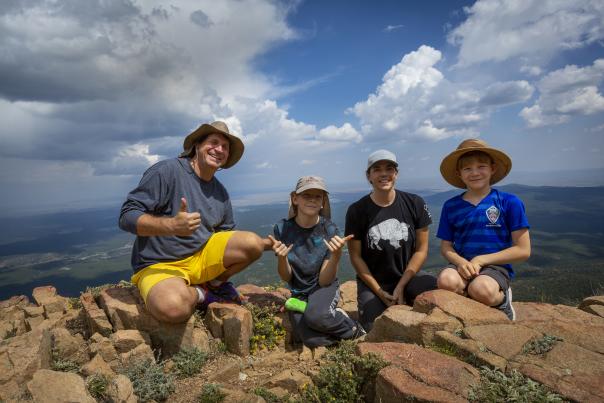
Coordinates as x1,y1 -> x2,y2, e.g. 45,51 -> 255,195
436,188 -> 529,278
273,217 -> 339,297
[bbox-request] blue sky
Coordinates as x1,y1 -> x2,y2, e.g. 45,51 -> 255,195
0,0 -> 603,215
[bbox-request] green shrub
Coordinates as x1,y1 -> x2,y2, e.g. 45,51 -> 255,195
51,349 -> 79,373
124,359 -> 175,402
252,387 -> 285,403
299,340 -> 388,403
197,383 -> 226,403
523,335 -> 564,355
172,347 -> 208,378
67,296 -> 83,310
86,373 -> 110,401
247,303 -> 286,354
469,366 -> 564,403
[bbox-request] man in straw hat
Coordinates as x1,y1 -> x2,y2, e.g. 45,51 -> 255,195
119,121 -> 269,323
436,139 -> 531,320
345,150 -> 437,331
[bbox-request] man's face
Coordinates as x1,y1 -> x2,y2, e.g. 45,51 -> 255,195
367,161 -> 398,192
195,133 -> 230,169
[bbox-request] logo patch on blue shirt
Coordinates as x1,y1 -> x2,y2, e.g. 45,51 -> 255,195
486,205 -> 500,226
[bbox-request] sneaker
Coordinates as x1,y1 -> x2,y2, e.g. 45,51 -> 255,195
350,321 -> 367,341
285,297 -> 307,313
498,287 -> 516,321
199,281 -> 243,309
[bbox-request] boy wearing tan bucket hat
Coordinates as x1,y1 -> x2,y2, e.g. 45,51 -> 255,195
267,176 -> 366,347
436,139 -> 531,320
120,121 -> 270,324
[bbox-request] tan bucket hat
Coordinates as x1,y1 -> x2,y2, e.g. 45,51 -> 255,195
287,176 -> 332,219
180,121 -> 244,169
440,138 -> 512,188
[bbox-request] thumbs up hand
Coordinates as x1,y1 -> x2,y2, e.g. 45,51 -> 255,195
171,197 -> 201,236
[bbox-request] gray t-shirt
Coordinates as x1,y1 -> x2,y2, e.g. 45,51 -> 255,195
273,217 -> 339,297
119,157 -> 235,273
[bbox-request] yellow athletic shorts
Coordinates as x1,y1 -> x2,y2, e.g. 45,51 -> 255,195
131,231 -> 235,303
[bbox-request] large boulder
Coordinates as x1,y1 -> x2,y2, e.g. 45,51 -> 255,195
80,292 -> 113,337
205,303 -> 253,356
27,369 -> 95,403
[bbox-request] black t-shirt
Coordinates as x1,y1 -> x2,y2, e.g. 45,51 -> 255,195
274,217 -> 339,297
345,190 -> 432,291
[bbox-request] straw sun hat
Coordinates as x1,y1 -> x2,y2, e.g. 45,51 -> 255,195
440,138 -> 512,189
180,121 -> 244,169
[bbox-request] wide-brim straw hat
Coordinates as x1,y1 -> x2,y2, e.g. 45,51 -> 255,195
287,176 -> 331,219
179,121 -> 244,169
440,138 -> 512,188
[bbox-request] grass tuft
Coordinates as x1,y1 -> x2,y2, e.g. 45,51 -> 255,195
252,386 -> 285,402
124,359 -> 175,402
469,366 -> 564,403
197,383 -> 226,403
86,373 -> 110,401
171,347 -> 208,378
522,335 -> 564,355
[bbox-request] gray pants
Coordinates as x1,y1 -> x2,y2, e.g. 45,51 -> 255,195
357,272 -> 437,331
289,281 -> 358,348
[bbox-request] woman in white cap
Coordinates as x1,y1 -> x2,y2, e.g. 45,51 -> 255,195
345,150 -> 437,331
268,176 -> 366,347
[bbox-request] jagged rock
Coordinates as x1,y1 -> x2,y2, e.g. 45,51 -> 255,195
578,296 -> 604,317
120,343 -> 154,367
262,369 -> 311,393
148,314 -> 206,357
80,292 -> 113,337
23,305 -> 44,318
110,329 -> 151,354
207,359 -> 242,382
414,289 -> 509,326
433,330 -> 508,370
27,369 -> 95,403
32,285 -> 67,317
106,374 -> 137,403
219,386 -> 265,403
275,311 -> 294,345
358,342 -> 480,401
366,305 -> 426,343
515,302 -> 604,354
25,315 -> 46,332
463,324 -> 541,360
31,286 -> 57,305
511,340 -> 604,402
0,295 -> 30,310
582,304 -> 604,318
205,303 -> 253,356
0,305 -> 27,338
80,353 -> 115,377
338,280 -> 359,320
97,286 -> 158,331
237,284 -> 287,307
51,328 -> 90,365
89,333 -> 119,369
0,327 -> 52,390
420,307 -> 463,345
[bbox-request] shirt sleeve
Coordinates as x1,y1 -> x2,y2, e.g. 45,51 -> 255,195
436,201 -> 453,241
505,195 -> 530,232
118,164 -> 170,235
414,194 -> 432,229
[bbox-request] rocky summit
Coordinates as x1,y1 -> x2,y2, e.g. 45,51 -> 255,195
0,282 -> 603,402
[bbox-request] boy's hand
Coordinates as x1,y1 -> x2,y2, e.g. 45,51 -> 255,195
323,234 -> 354,256
392,284 -> 405,305
457,260 -> 481,280
378,288 -> 396,306
267,235 -> 293,257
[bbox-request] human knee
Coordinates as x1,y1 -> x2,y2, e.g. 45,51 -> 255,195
437,269 -> 462,291
149,291 -> 193,323
467,280 -> 501,306
238,231 -> 264,260
303,309 -> 333,332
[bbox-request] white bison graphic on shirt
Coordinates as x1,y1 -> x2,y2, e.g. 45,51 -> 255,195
367,218 -> 409,250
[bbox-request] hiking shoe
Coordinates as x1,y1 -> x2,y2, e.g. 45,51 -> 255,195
285,297 -> 307,313
350,321 -> 367,341
199,281 -> 242,310
498,287 -> 516,321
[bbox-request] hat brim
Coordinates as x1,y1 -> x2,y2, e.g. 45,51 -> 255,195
440,146 -> 512,189
180,123 -> 244,169
287,190 -> 331,220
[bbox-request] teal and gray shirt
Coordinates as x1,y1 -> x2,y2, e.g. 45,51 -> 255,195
273,217 -> 339,297
119,157 -> 235,274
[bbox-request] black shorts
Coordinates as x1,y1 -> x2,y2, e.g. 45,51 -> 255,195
447,264 -> 511,291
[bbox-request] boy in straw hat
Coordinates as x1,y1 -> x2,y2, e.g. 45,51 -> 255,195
120,121 -> 270,323
436,139 -> 531,320
268,176 -> 366,347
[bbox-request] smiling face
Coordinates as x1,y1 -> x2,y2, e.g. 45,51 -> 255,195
367,161 -> 398,192
292,189 -> 325,218
195,133 -> 230,170
457,153 -> 495,192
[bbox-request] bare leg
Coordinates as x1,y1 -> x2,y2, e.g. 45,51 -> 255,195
146,277 -> 198,323
437,267 -> 468,294
467,275 -> 504,306
215,231 -> 265,282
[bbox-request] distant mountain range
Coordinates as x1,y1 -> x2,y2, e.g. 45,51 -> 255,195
1,184 -> 603,304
